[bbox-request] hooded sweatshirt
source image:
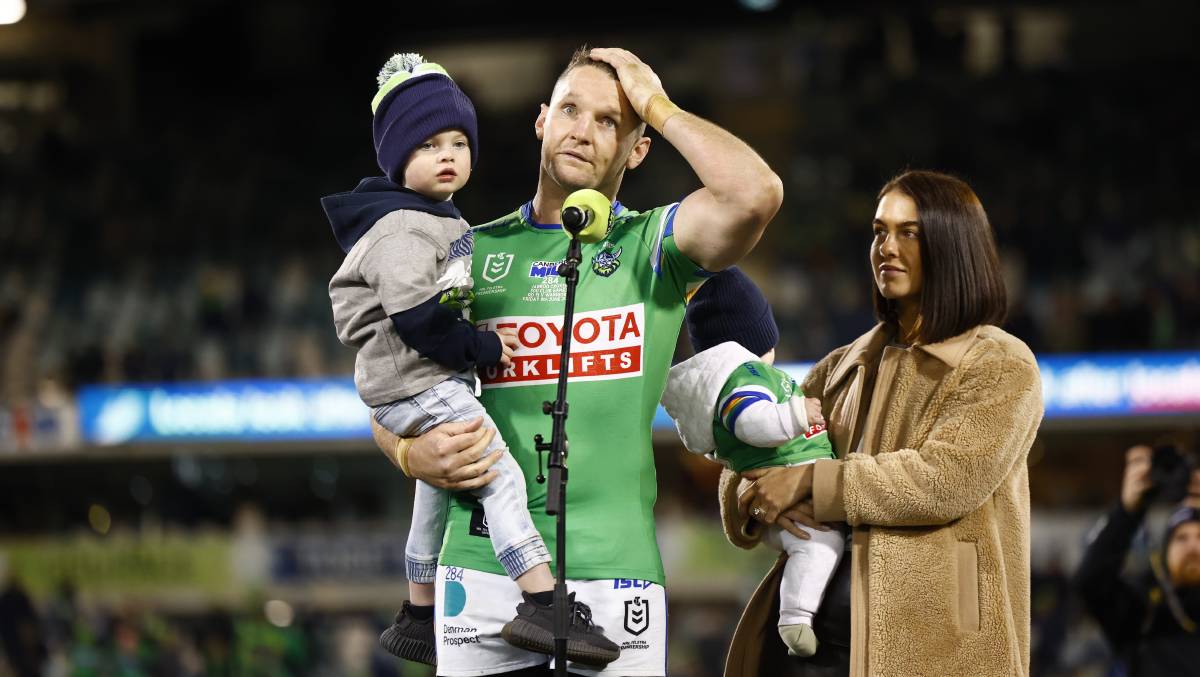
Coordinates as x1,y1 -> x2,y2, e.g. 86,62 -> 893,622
322,177 -> 500,406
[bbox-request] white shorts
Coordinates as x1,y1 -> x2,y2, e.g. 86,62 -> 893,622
435,564 -> 667,676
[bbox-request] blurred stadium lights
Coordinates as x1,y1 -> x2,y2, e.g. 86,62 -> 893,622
264,599 -> 295,628
738,0 -> 778,11
87,503 -> 111,535
0,0 -> 25,25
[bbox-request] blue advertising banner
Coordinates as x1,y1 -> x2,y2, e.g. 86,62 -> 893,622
77,379 -> 370,445
1036,352 -> 1200,418
77,352 -> 1200,445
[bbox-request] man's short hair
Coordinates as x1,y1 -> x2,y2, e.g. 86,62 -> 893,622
557,44 -> 617,83
553,45 -> 646,137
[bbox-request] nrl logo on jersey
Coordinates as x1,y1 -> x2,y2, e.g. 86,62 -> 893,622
591,243 -> 623,277
482,252 -> 514,282
624,596 -> 650,636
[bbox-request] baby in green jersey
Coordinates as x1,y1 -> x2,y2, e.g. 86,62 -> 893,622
661,267 -> 844,657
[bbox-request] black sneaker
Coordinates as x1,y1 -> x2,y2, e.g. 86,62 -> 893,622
379,601 -> 436,665
500,592 -> 621,667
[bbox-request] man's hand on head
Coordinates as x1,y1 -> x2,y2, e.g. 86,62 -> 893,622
588,48 -> 666,124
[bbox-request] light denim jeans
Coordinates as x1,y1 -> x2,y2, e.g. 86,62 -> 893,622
373,377 -> 550,584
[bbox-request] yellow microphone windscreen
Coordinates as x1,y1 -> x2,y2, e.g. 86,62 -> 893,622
561,189 -> 612,244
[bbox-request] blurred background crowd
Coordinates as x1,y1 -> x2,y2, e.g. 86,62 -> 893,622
0,1 -> 1197,675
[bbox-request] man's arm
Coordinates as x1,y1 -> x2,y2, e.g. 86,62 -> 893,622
1072,503 -> 1148,649
590,48 -> 783,272
1071,445 -> 1155,649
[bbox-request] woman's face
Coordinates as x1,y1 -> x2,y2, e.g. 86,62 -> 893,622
871,190 -> 924,306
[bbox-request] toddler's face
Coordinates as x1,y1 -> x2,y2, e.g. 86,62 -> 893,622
404,129 -> 471,201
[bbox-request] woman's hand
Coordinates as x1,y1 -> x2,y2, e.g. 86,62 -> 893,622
777,500 -> 831,539
738,464 -> 822,528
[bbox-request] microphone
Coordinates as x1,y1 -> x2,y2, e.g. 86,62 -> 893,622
560,189 -> 612,244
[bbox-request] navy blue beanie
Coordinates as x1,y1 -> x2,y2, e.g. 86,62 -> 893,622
371,54 -> 478,185
686,267 -> 779,356
1166,505 -> 1200,544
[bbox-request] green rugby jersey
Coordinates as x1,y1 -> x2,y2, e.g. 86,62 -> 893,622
441,200 -> 708,585
712,361 -> 834,474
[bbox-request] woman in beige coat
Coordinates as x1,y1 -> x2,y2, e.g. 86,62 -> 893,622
721,170 -> 1043,676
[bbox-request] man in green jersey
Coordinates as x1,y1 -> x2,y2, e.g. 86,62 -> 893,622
373,46 -> 783,676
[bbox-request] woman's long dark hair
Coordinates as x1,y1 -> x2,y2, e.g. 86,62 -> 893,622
872,170 -> 1007,344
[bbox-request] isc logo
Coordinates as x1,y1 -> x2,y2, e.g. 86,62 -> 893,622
612,578 -> 652,590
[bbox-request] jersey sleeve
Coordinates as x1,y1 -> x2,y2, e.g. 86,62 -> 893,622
716,361 -> 789,435
640,202 -> 714,302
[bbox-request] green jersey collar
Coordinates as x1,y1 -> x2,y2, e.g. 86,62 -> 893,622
519,200 -> 625,233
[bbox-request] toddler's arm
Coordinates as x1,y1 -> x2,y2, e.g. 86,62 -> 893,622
390,296 -> 503,371
360,229 -> 504,372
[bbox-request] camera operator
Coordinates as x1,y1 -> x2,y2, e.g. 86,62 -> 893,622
1074,444 -> 1200,676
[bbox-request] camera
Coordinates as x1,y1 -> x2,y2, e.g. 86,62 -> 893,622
1149,444 -> 1197,504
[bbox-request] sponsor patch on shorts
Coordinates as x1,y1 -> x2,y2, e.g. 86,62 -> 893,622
435,565 -> 667,676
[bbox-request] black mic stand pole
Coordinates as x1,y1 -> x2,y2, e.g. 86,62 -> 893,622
533,213 -> 585,677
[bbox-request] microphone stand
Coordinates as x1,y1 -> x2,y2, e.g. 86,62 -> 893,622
533,211 -> 586,677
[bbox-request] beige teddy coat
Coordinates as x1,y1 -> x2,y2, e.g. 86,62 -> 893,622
720,323 -> 1043,676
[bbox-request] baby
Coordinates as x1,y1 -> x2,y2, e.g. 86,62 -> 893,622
661,267 -> 844,657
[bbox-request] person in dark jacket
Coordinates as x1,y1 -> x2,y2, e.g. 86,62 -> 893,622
1073,444 -> 1200,676
0,571 -> 47,677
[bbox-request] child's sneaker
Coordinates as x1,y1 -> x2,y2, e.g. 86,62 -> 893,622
779,622 -> 819,657
380,601 -> 436,665
501,592 -> 621,667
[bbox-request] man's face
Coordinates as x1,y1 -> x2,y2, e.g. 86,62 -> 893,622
535,65 -> 648,196
1167,521 -> 1200,588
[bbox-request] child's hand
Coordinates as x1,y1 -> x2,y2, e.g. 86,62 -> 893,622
804,397 -> 825,427
496,328 -> 519,367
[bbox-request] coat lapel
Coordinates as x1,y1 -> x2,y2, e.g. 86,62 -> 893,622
826,323 -> 890,392
913,325 -> 980,368
823,324 -> 892,459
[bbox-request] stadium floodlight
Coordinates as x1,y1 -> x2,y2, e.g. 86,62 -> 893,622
0,0 -> 25,25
